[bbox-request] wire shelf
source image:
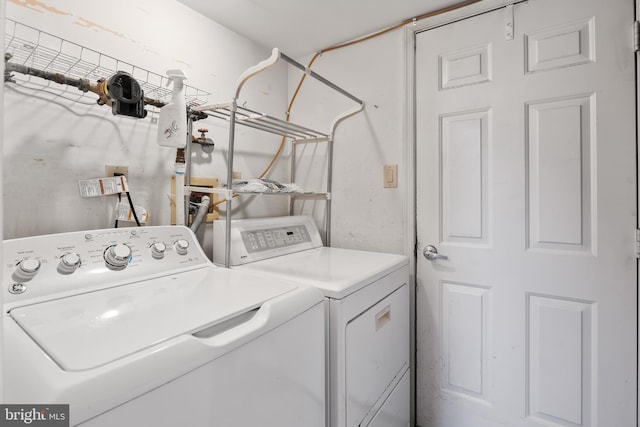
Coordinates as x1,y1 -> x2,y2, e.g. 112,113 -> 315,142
197,103 -> 330,140
4,19 -> 210,108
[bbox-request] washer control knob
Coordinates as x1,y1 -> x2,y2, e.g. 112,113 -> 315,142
58,253 -> 81,274
104,244 -> 132,270
15,258 -> 41,281
150,242 -> 167,259
175,239 -> 189,256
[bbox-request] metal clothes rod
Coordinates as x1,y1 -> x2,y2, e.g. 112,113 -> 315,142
279,51 -> 364,106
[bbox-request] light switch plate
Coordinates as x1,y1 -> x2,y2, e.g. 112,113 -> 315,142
384,164 -> 398,188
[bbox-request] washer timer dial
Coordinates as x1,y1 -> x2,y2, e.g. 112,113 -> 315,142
58,253 -> 81,274
14,258 -> 41,281
175,239 -> 189,255
150,242 -> 167,259
104,244 -> 132,270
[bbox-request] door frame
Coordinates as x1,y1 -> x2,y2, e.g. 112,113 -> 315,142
636,0 -> 640,422
403,0 -> 639,424
0,0 -> 5,404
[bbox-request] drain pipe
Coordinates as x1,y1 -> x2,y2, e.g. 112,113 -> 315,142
190,195 -> 210,232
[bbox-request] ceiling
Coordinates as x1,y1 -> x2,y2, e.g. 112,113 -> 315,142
177,0 -> 463,57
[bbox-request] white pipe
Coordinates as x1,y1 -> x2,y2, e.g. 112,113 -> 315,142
190,195 -> 210,233
175,162 -> 186,226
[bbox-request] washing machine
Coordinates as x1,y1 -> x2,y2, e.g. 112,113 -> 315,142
2,225 -> 326,427
213,215 -> 410,427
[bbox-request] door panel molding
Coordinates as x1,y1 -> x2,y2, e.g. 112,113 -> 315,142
526,293 -> 595,425
441,281 -> 492,401
440,43 -> 493,90
525,94 -> 595,254
524,18 -> 596,74
440,108 -> 491,244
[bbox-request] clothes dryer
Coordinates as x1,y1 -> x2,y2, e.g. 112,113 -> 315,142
3,226 -> 325,427
214,215 -> 410,427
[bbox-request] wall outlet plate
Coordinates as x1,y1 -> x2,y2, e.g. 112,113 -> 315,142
105,165 -> 129,180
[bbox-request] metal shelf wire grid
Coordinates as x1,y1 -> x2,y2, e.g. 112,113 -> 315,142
4,19 -> 210,108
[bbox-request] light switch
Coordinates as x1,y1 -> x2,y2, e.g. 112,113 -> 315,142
384,164 -> 398,188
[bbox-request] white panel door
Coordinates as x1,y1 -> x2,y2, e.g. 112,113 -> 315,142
415,1 -> 637,426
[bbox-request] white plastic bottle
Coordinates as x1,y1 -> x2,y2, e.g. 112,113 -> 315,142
157,69 -> 188,148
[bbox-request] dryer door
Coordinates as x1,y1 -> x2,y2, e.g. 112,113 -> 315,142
367,369 -> 410,427
345,283 -> 409,426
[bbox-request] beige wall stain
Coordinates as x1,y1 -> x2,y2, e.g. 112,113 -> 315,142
10,1 -> 127,41
73,17 -> 125,39
8,0 -> 71,15
8,1 -> 173,62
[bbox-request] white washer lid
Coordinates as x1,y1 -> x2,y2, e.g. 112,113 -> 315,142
237,247 -> 408,299
9,266 -> 296,371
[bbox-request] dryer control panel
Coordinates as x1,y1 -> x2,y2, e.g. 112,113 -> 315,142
213,216 -> 323,266
240,224 -> 312,253
3,226 -> 210,307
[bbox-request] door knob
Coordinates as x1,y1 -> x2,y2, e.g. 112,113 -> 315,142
423,245 -> 448,261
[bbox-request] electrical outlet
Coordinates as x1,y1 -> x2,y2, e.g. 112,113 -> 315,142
105,165 -> 129,180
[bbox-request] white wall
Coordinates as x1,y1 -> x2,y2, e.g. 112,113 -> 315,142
4,0 -> 290,254
290,30 -> 408,255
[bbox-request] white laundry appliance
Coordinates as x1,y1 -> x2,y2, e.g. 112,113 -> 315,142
213,215 -> 410,427
2,225 -> 326,427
